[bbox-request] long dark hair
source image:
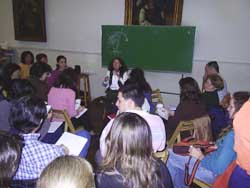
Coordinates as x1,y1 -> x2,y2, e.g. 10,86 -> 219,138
108,57 -> 127,77
179,77 -> 201,103
20,51 -> 34,64
233,91 -> 250,114
100,112 -> 164,188
125,68 -> 152,93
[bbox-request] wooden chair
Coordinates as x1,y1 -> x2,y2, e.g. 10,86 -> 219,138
77,73 -> 91,107
52,109 -> 76,133
167,115 -> 212,148
154,148 -> 169,163
167,116 -> 213,187
151,89 -> 163,104
193,178 -> 212,188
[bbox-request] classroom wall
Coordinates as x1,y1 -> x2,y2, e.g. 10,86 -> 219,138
0,0 -> 250,105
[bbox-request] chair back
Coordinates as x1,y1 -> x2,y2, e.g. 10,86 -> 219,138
52,109 -> 76,133
153,148 -> 168,163
167,115 -> 213,148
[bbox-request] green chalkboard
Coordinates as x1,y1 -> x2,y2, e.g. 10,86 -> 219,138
102,25 -> 195,73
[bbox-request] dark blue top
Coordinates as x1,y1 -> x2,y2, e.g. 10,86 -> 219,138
96,160 -> 173,188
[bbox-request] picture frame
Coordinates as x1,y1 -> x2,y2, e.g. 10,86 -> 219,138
12,0 -> 47,42
125,0 -> 183,25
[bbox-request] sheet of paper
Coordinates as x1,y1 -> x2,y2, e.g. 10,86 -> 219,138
55,132 -> 88,156
48,121 -> 63,133
75,108 -> 88,118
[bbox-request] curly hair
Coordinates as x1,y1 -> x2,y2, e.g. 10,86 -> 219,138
179,77 -> 201,103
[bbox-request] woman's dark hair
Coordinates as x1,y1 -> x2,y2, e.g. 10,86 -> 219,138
30,62 -> 52,79
101,112 -> 164,188
179,77 -> 201,103
207,61 -> 219,73
20,51 -> 34,64
233,91 -> 250,113
54,67 -> 77,92
9,79 -> 35,100
56,55 -> 67,70
9,96 -> 47,134
36,53 -> 47,63
125,68 -> 152,92
108,57 -> 127,77
0,131 -> 22,188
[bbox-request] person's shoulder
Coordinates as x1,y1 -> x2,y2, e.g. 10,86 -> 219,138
96,171 -> 124,188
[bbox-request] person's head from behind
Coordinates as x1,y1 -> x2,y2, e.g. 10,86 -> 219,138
56,55 -> 67,71
30,62 -> 52,81
0,131 -> 22,188
102,112 -> 162,188
228,91 -> 250,119
38,156 -> 95,188
204,74 -> 224,92
9,96 -> 47,134
9,79 -> 35,100
128,68 -> 151,92
21,51 -> 34,65
36,53 -> 48,64
179,77 -> 201,103
205,61 -> 219,76
54,67 -> 77,91
108,57 -> 127,73
3,63 -> 21,80
116,85 -> 144,112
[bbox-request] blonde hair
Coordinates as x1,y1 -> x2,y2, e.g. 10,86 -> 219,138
38,156 -> 95,188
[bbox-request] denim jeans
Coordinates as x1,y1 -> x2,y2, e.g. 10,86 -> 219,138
166,149 -> 217,188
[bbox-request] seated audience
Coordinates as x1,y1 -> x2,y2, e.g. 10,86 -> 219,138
0,131 -> 22,188
47,55 -> 67,88
203,61 -> 228,102
19,51 -> 34,79
201,74 -> 224,109
29,62 -> 52,101
8,79 -> 51,141
99,85 -> 166,158
166,77 -> 207,140
96,112 -> 173,188
48,68 -> 91,156
38,156 -> 95,188
36,53 -> 48,64
10,96 -> 66,180
103,57 -> 128,113
229,93 -> 250,188
125,68 -> 154,113
167,91 -> 249,188
48,67 -> 84,123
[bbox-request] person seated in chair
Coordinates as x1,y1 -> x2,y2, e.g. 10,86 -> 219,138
10,96 -> 67,180
96,112 -> 173,188
166,91 -> 249,188
99,85 -> 166,160
0,131 -> 22,188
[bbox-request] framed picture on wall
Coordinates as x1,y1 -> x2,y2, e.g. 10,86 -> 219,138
125,0 -> 183,25
12,0 -> 47,42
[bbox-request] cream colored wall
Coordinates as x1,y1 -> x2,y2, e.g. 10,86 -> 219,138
1,0 -> 250,105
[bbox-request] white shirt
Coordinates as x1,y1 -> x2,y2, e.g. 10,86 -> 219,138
99,109 -> 166,157
103,70 -> 128,90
